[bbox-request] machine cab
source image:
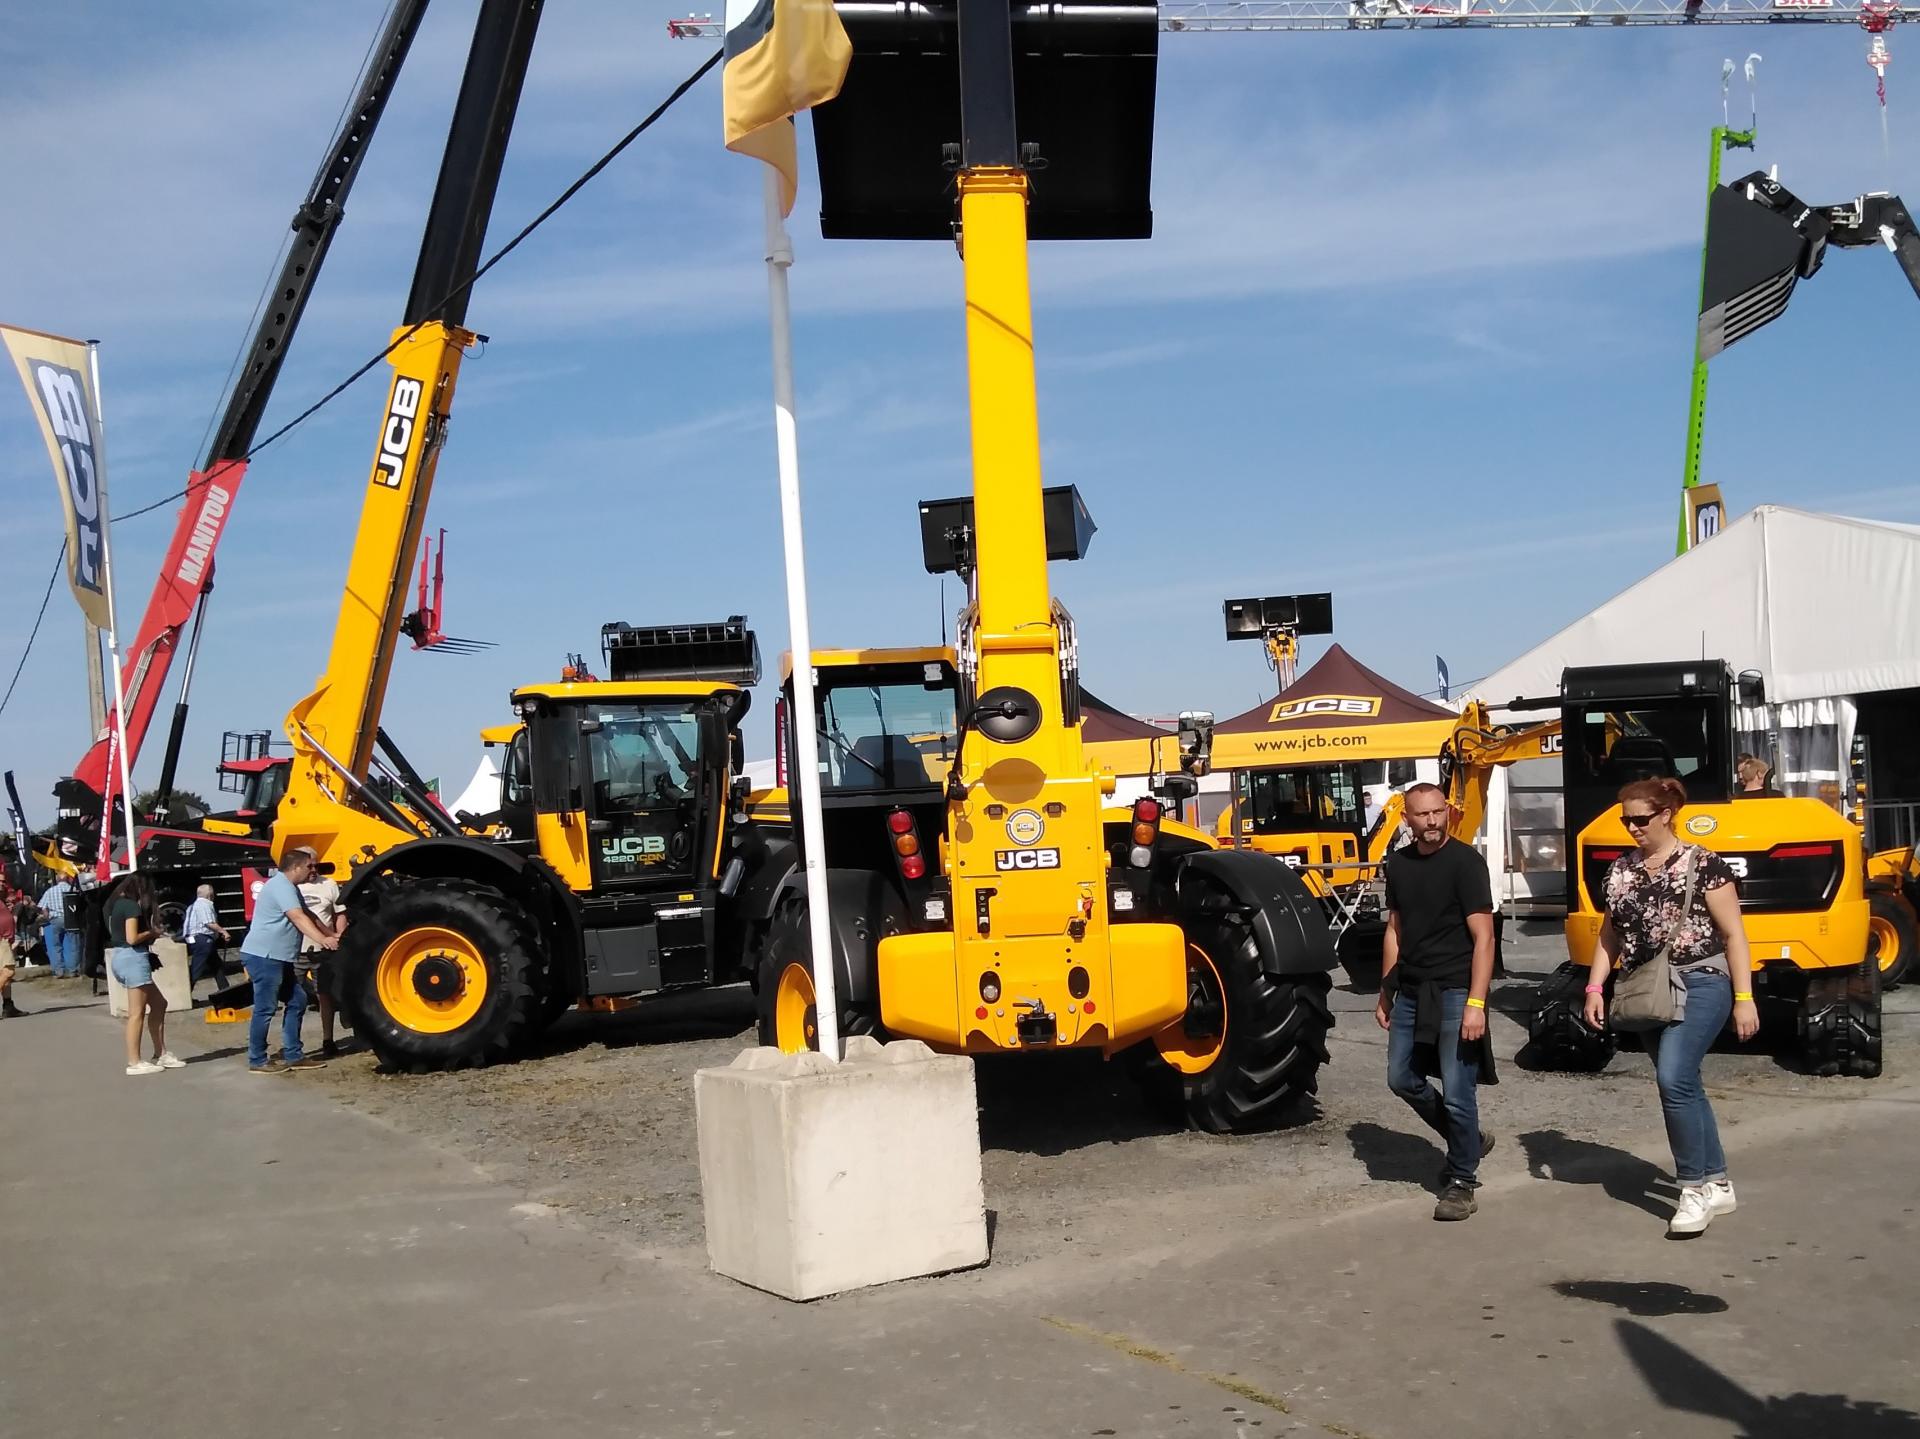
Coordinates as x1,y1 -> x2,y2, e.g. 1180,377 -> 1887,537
514,619 -> 759,896
778,648 -> 960,882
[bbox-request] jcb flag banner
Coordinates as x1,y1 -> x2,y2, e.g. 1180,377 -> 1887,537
723,0 -> 851,216
2,325 -> 112,629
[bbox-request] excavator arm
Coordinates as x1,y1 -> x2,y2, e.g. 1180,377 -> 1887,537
1436,700 -> 1563,848
1701,169 -> 1920,360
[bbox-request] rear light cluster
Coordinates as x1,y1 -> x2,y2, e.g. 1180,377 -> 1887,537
1584,840 -> 1846,914
888,808 -> 926,882
1129,797 -> 1160,869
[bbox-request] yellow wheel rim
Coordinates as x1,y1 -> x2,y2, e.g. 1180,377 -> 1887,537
375,926 -> 489,1034
774,961 -> 818,1054
1154,945 -> 1228,1076
1869,914 -> 1902,975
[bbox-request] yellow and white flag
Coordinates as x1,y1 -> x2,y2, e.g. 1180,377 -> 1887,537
723,0 -> 851,216
2,324 -> 113,630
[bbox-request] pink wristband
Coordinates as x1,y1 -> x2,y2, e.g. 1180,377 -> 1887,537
1583,984 -> 1604,994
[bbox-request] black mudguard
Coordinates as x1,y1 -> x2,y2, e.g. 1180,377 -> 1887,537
729,826 -> 798,934
337,834 -> 579,981
1173,848 -> 1339,977
338,834 -> 539,907
786,866 -> 908,1010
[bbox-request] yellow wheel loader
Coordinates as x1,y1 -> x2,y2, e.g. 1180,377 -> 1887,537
750,1 -> 1338,1131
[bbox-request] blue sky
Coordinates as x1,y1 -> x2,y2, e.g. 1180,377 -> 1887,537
3,4 -> 1917,813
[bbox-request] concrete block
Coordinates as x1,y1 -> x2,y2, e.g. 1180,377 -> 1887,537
695,1036 -> 988,1300
106,938 -> 192,1019
150,938 -> 193,1015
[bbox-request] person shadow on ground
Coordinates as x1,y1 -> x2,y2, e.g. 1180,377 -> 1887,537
1518,1128 -> 1672,1219
1346,1120 -> 1446,1190
1617,1319 -> 1920,1438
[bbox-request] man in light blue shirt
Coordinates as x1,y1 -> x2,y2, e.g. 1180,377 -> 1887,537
38,879 -> 80,978
238,850 -> 338,1074
182,884 -> 232,991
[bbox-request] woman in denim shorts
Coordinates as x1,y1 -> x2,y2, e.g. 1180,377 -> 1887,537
108,874 -> 184,1077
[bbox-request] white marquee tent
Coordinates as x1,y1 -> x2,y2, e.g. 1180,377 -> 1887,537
1475,506 -> 1920,707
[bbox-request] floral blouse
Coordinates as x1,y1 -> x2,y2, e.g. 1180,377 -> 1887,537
1603,843 -> 1738,969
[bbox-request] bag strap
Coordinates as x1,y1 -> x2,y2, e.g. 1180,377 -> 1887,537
1678,845 -> 1701,919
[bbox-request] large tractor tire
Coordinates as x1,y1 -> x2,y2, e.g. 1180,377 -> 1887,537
1867,890 -> 1917,990
1149,882 -> 1334,1134
753,896 -> 884,1053
335,878 -> 540,1073
1522,960 -> 1616,1073
1801,956 -> 1883,1079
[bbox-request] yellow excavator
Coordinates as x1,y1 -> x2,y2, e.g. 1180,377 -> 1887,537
747,0 -> 1338,1132
262,0 -> 768,1070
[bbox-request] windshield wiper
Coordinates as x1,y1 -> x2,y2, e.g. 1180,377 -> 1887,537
822,694 -> 887,782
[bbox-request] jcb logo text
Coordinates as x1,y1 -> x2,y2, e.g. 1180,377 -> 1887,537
994,848 -> 1061,871
1267,694 -> 1380,725
603,835 -> 666,861
371,377 -> 424,488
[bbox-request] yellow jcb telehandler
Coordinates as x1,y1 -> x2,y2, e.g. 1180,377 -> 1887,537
262,0 -> 771,1070
744,0 -> 1339,1132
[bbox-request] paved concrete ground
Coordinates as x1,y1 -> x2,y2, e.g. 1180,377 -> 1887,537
5,957 -> 1918,1439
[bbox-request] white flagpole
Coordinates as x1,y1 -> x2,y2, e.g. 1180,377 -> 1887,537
761,164 -> 840,1061
87,340 -> 139,873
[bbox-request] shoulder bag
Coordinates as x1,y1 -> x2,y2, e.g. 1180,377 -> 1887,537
1608,847 -> 1699,1033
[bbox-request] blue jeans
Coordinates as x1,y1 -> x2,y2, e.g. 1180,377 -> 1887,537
243,952 -> 308,1067
45,925 -> 81,977
1387,987 -> 1482,1186
1643,969 -> 1732,1186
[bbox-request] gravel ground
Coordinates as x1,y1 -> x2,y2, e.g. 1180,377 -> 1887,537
280,921 -> 1915,1266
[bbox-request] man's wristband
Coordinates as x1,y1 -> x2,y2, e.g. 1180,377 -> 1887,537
1734,991 -> 1754,1002
1465,997 -> 1486,1010
1584,984 -> 1604,995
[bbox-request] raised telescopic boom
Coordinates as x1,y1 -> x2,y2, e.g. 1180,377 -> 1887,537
272,0 -> 544,875
58,1 -> 432,836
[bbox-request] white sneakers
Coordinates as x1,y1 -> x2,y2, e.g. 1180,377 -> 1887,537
125,1053 -> 186,1077
1668,1178 -> 1738,1236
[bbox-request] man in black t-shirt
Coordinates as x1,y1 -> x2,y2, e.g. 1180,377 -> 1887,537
1378,782 -> 1496,1220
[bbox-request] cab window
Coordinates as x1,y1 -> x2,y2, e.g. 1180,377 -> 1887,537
502,731 -> 531,806
815,676 -> 957,793
588,704 -> 703,812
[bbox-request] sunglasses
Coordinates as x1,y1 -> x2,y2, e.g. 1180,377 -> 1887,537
1621,810 -> 1663,828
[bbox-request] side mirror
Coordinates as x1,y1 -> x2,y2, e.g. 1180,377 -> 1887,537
1177,709 -> 1214,779
1735,670 -> 1767,707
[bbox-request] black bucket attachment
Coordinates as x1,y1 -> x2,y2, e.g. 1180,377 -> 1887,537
600,617 -> 762,685
1223,594 -> 1334,642
919,483 -> 1096,574
1698,173 -> 1827,361
811,1 -> 1158,241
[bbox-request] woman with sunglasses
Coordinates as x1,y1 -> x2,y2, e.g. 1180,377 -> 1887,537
1583,777 -> 1759,1236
